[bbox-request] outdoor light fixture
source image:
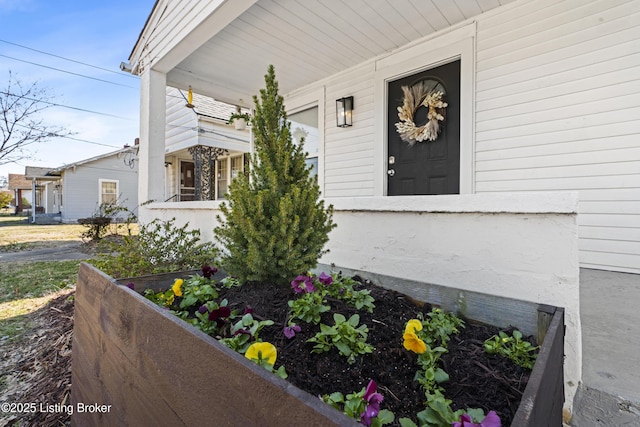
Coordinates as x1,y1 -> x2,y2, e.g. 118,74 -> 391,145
186,86 -> 195,109
336,96 -> 353,127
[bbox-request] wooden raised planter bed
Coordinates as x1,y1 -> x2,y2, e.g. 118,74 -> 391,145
71,263 -> 564,427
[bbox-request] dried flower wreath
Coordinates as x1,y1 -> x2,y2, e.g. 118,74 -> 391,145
395,81 -> 447,145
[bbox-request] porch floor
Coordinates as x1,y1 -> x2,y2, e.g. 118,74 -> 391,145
571,268 -> 640,426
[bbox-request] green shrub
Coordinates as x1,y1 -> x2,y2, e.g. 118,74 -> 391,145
90,217 -> 218,278
0,192 -> 12,208
215,65 -> 335,284
78,199 -> 137,241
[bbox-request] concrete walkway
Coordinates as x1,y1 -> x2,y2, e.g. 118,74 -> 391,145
571,268 -> 640,426
0,243 -> 92,262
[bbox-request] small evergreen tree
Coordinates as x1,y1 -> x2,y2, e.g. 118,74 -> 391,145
215,65 -> 336,284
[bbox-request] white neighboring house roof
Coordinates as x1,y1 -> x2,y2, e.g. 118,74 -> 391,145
176,88 -> 250,122
51,146 -> 139,173
24,146 -> 139,179
165,88 -> 251,155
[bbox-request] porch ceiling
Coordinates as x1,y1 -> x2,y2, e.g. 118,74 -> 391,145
164,0 -> 514,106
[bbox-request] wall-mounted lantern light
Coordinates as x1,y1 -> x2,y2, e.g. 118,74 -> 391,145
336,96 -> 353,127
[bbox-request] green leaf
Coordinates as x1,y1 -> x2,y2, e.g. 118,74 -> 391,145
376,409 -> 395,425
399,418 -> 418,427
464,407 -> 486,423
425,368 -> 435,381
348,313 -> 360,327
329,392 -> 344,403
319,324 -> 337,335
333,313 -> 346,324
334,341 -> 352,357
416,408 -> 443,425
275,365 -> 288,379
434,368 -> 450,384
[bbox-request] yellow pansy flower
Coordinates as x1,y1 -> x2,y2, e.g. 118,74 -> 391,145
172,279 -> 183,297
245,342 -> 277,366
404,319 -> 423,334
403,331 -> 427,354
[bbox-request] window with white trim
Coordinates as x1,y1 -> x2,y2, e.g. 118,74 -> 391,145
99,179 -> 118,204
289,106 -> 319,177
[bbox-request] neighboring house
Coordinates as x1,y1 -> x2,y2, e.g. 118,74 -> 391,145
125,0 -> 640,411
24,145 -> 139,224
7,173 -> 33,214
164,87 -> 251,202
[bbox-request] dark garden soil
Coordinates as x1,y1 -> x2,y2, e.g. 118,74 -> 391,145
218,277 -> 532,426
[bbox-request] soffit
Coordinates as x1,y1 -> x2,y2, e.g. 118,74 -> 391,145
167,0 -> 514,106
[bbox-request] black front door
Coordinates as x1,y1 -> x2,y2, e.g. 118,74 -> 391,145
387,60 -> 460,195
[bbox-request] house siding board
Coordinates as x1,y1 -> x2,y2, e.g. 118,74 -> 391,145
140,0 -> 215,69
62,155 -> 138,223
309,0 -> 638,271
165,88 -> 198,151
475,0 -> 640,273
322,63 -> 376,197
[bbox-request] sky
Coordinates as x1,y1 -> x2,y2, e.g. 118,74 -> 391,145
0,0 -> 155,181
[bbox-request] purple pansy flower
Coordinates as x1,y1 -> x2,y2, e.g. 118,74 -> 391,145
360,380 -> 384,426
125,282 -> 135,290
291,275 -> 316,293
198,304 -> 208,314
201,265 -> 218,279
452,411 -> 501,427
283,324 -> 301,339
243,305 -> 254,315
318,272 -> 333,286
208,306 -> 231,327
233,328 -> 253,341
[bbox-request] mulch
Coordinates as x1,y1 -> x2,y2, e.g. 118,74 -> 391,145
0,291 -> 73,427
218,277 -> 531,425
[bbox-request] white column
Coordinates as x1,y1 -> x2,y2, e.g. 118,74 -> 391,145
31,178 -> 36,223
138,69 -> 167,208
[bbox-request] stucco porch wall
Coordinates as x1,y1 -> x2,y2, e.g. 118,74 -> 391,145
139,190 -> 581,411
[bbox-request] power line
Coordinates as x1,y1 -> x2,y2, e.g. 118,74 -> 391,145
1,91 -> 134,120
0,39 -> 138,79
14,123 -> 128,149
0,54 -> 136,89
54,134 -> 124,149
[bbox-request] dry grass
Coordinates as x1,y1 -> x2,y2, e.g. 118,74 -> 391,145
0,217 -> 84,252
0,216 -> 137,252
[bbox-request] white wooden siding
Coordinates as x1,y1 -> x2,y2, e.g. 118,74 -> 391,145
134,0 -> 232,72
323,63 -> 376,197
165,87 -> 198,151
311,0 -> 639,272
61,155 -> 138,223
475,0 -> 640,273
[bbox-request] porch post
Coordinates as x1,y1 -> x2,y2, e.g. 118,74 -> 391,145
139,69 -> 167,205
31,178 -> 36,223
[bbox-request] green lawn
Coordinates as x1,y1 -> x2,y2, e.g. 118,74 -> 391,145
0,260 -> 81,341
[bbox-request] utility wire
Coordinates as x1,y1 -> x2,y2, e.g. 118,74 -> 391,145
14,123 -> 128,149
1,91 -> 134,120
0,39 -> 138,79
0,54 -> 136,89
54,134 -> 124,148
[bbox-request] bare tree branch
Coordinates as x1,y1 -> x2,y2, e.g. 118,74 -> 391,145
0,71 -> 73,166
